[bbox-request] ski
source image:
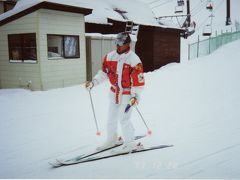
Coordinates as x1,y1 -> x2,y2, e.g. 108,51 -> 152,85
51,144 -> 173,168
49,135 -> 146,168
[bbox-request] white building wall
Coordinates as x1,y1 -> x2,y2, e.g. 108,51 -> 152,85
0,12 -> 41,90
38,9 -> 87,90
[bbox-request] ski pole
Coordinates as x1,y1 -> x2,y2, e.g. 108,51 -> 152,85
88,90 -> 101,136
135,106 -> 152,135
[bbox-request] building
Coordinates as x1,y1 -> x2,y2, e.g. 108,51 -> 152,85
83,0 -> 184,72
0,1 -> 92,90
0,0 -> 16,14
86,18 -> 184,72
0,0 -> 184,90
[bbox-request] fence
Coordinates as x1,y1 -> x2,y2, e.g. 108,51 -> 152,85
188,30 -> 240,60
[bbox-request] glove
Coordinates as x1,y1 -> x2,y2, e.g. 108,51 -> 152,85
125,97 -> 138,113
129,97 -> 138,106
85,81 -> 94,90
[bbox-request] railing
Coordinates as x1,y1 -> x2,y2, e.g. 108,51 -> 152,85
188,30 -> 240,60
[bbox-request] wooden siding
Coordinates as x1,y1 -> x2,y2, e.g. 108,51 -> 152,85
3,1 -> 16,13
0,2 -> 4,14
153,28 -> 180,69
135,26 -> 154,72
86,23 -> 113,34
86,19 -> 126,34
38,9 -> 86,90
135,26 -> 181,72
0,12 -> 41,90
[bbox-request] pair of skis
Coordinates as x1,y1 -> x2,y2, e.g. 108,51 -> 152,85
49,135 -> 173,168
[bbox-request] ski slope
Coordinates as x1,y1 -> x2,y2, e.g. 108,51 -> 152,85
0,39 -> 240,178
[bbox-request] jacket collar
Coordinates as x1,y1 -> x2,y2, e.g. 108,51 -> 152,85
117,47 -> 130,55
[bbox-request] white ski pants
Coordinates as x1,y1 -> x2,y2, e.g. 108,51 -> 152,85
106,102 -> 135,144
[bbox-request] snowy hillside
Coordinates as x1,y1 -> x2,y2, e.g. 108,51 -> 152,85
137,0 -> 240,62
1,39 -> 240,178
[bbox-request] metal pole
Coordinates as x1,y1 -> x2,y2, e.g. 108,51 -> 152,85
188,44 -> 190,60
226,0 -> 231,26
135,106 -> 152,135
209,36 -> 211,54
88,90 -> 101,136
187,0 -> 191,24
197,35 -> 200,58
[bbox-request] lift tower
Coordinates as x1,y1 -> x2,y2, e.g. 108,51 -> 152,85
226,0 -> 231,26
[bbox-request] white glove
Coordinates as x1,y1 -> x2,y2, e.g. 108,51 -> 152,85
85,81 -> 94,90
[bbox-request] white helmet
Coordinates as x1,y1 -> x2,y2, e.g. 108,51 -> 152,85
115,32 -> 131,46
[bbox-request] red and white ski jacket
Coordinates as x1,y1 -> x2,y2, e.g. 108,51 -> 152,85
92,49 -> 145,104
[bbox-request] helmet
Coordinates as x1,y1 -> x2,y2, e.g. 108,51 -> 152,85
115,32 -> 131,46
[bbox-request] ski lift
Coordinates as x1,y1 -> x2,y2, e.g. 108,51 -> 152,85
203,13 -> 214,36
175,6 -> 183,13
182,20 -> 196,38
177,0 -> 184,6
202,24 -> 212,36
206,0 -> 213,10
191,21 -> 196,29
175,0 -> 184,13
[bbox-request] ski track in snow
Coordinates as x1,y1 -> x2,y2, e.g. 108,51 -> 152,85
1,41 -> 240,178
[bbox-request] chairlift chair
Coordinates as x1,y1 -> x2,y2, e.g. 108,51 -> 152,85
206,0 -> 213,10
125,21 -> 134,33
177,0 -> 184,6
202,24 -> 212,36
175,5 -> 183,13
175,0 -> 184,13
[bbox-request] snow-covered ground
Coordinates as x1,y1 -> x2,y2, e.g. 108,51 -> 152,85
1,38 -> 240,178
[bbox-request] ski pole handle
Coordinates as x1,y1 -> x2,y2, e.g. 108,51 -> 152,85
125,97 -> 138,113
125,104 -> 131,113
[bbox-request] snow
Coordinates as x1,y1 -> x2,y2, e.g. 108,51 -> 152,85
85,33 -> 116,38
85,33 -> 138,42
1,0 -> 240,178
139,0 -> 240,42
1,38 -> 240,178
0,0 -> 160,27
0,1 -> 41,21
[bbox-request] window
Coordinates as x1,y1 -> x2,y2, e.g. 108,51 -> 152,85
8,33 -> 37,63
47,35 -> 80,59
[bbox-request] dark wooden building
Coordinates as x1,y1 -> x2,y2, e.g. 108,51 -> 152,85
86,19 -> 184,72
0,0 -> 16,14
136,25 -> 183,72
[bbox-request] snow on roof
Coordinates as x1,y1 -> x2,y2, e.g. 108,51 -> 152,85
0,0 -> 172,28
0,0 -> 92,24
85,33 -> 137,42
0,1 -> 39,22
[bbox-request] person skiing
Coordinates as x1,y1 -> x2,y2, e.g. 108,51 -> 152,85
85,32 -> 145,153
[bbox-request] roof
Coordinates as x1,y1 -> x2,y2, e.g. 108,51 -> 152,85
11,0 -> 159,26
0,1 -> 92,26
0,0 -> 183,30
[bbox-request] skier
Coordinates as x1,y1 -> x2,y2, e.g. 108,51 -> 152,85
85,32 -> 145,153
